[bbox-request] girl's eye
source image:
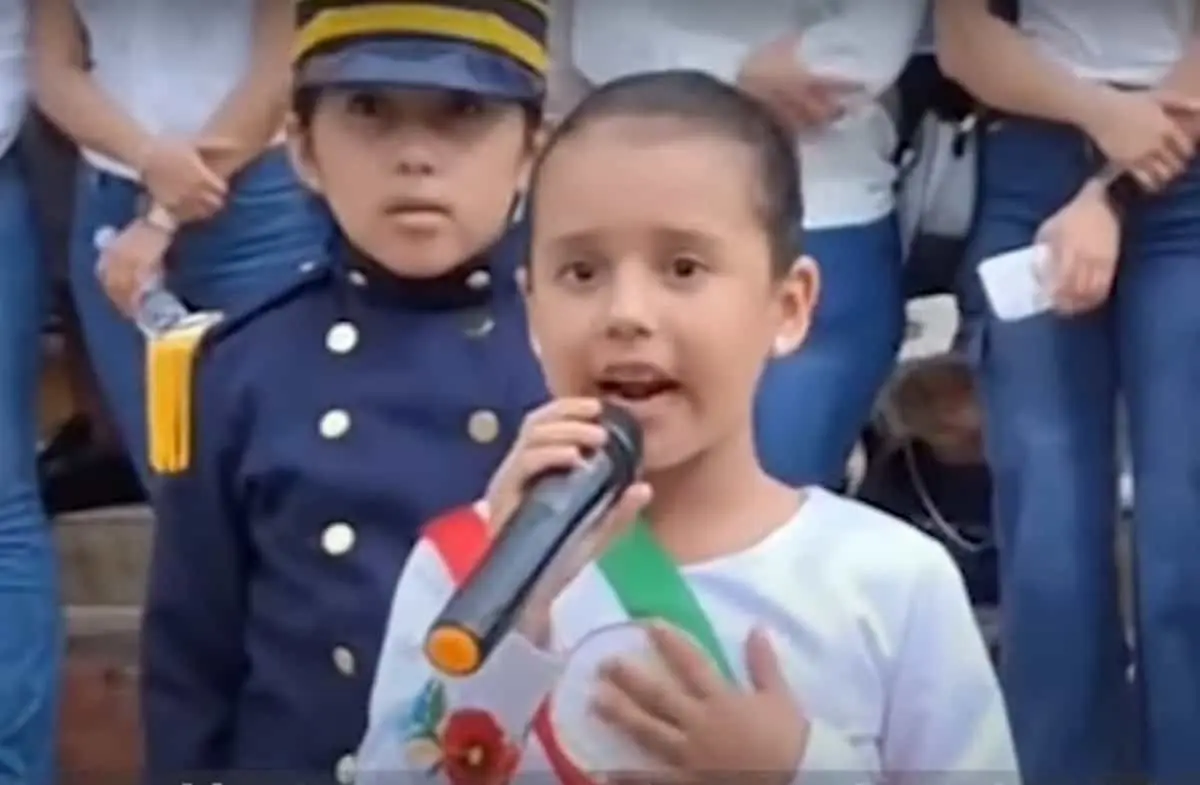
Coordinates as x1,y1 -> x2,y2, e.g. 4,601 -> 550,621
347,92 -> 383,117
669,256 -> 705,278
447,93 -> 487,119
560,260 -> 597,284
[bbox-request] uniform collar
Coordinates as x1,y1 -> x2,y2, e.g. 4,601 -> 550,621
333,226 -> 526,311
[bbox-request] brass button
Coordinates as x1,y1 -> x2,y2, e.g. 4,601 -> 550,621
326,322 -> 359,354
321,522 -> 356,556
332,646 -> 356,676
347,269 -> 368,287
467,410 -> 500,444
463,311 -> 495,338
319,409 -> 351,439
335,753 -> 356,785
466,269 -> 491,290
299,260 -> 318,274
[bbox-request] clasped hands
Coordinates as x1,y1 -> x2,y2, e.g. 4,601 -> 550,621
97,136 -> 234,317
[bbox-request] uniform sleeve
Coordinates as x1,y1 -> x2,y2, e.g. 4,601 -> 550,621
140,352 -> 251,779
877,548 -> 1020,785
356,539 -> 563,785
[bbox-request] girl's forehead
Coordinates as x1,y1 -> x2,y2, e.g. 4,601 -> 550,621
535,135 -> 759,217
536,128 -> 754,201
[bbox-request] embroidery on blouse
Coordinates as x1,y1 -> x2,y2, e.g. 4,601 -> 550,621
401,681 -> 522,785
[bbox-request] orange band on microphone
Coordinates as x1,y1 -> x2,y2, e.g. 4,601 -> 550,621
425,624 -> 482,676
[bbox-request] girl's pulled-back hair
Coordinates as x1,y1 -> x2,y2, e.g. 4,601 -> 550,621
531,69 -> 804,275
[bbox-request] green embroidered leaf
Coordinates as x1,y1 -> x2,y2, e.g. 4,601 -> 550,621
402,681 -> 446,738
428,681 -> 447,726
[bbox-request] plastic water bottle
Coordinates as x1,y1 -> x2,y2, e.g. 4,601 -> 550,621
92,224 -> 190,337
134,280 -> 190,338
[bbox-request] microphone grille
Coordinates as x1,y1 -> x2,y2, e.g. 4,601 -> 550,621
600,404 -> 643,466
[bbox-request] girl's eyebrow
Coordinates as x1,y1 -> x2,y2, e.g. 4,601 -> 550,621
539,225 -> 718,251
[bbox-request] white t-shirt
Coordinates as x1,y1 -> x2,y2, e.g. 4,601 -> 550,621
73,0 -> 257,178
0,0 -> 26,159
358,487 -> 1018,784
548,0 -> 929,231
1019,0 -> 1195,86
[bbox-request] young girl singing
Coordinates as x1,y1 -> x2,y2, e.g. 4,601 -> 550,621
357,70 -> 1017,785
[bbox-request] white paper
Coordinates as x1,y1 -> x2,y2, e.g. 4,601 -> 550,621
978,244 -> 1053,322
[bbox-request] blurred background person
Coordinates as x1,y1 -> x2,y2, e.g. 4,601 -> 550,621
0,2 -> 60,782
24,103 -> 138,514
938,0 -> 1200,781
31,0 -> 328,489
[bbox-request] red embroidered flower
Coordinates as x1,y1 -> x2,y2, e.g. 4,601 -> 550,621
440,708 -> 520,785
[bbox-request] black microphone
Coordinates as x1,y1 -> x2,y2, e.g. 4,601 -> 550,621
424,404 -> 643,677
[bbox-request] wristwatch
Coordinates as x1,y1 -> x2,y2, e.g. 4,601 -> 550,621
141,203 -> 179,234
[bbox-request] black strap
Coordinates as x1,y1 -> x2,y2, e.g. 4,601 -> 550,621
893,0 -> 1019,161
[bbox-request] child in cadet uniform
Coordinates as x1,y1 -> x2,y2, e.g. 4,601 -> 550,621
138,0 -> 549,781
357,70 -> 1019,785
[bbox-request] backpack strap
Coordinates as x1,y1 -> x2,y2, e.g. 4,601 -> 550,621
893,0 -> 1019,163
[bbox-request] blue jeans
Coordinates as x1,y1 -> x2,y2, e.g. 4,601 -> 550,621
69,148 -> 328,484
964,117 -> 1200,784
754,213 -> 904,487
0,147 -> 60,785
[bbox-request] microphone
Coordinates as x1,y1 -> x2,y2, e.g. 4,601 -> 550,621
424,404 -> 643,677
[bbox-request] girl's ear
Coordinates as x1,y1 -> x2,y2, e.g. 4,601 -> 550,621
515,118 -> 547,196
770,255 -> 820,357
285,113 -> 324,195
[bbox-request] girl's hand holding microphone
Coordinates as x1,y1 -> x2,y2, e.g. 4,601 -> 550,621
483,398 -> 652,647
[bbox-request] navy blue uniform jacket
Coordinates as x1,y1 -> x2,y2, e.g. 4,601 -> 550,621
140,228 -> 547,783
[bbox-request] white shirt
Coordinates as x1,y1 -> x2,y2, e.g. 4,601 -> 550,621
548,0 -> 929,230
73,0 -> 256,178
1019,0 -> 1195,86
358,487 -> 1018,784
0,0 -> 27,159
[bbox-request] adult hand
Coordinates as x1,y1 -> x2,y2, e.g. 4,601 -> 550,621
96,218 -> 173,319
737,35 -> 865,134
137,137 -> 232,222
1083,89 -> 1198,192
1155,88 -> 1200,146
1036,180 -> 1122,315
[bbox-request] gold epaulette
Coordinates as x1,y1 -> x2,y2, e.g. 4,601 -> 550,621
146,312 -> 224,475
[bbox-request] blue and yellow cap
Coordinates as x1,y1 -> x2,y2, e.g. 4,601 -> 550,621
294,0 -> 549,101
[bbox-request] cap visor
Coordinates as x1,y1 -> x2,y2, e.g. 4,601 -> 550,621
296,38 -> 541,101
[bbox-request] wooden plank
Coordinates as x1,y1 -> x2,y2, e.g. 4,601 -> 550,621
60,605 -> 142,784
54,507 -> 153,606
